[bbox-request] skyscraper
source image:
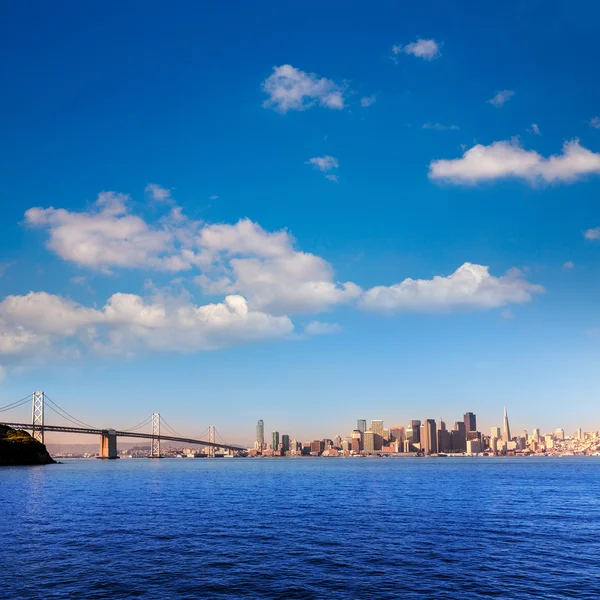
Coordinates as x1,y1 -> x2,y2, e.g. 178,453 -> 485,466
371,420 -> 384,437
272,431 -> 279,451
256,419 -> 264,450
502,407 -> 511,443
464,412 -> 477,433
411,420 -> 421,444
437,418 -> 450,453
450,421 -> 466,452
281,434 -> 290,453
363,431 -> 375,454
421,419 -> 437,455
357,419 -> 367,434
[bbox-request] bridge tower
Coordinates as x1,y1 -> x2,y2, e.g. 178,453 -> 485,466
208,425 -> 216,457
150,412 -> 161,458
31,391 -> 44,443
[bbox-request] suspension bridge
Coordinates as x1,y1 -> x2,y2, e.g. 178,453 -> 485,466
0,392 -> 245,458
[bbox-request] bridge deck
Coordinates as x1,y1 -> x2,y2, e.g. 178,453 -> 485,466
0,422 -> 245,452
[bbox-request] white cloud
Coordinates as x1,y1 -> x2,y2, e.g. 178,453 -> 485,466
584,227 -> 600,240
24,192 -> 193,272
0,290 -> 293,365
359,263 -> 544,312
209,195 -> 219,200
393,39 -> 441,61
563,261 -> 574,269
23,190 -> 545,334
528,124 -> 541,136
360,95 -> 376,108
488,90 -> 515,107
590,117 -> 600,129
262,65 -> 345,113
304,321 -> 342,335
423,122 -> 459,131
429,139 -> 600,185
145,183 -> 172,202
306,156 -> 339,182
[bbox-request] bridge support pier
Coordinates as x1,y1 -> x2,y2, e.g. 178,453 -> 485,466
98,429 -> 119,459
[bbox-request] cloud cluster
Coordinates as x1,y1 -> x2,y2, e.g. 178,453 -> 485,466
429,139 -> 600,185
7,189 -> 547,372
584,227 -> 600,240
393,39 -> 441,61
262,65 -> 345,113
488,90 -> 515,107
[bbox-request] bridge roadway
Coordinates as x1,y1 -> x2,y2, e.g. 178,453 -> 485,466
0,422 -> 245,452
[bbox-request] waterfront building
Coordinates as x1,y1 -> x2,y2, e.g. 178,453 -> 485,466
351,430 -> 362,451
491,426 -> 501,438
466,439 -> 483,454
272,431 -> 279,451
357,419 -> 367,434
363,430 -> 375,454
555,428 -> 565,440
437,420 -> 451,453
503,407 -> 511,443
576,427 -> 583,440
382,428 -> 389,442
464,412 -> 477,434
371,420 -> 384,437
389,426 -> 405,444
310,440 -> 324,454
450,429 -> 466,453
411,420 -> 421,444
281,434 -> 290,453
256,419 -> 265,451
420,419 -> 437,455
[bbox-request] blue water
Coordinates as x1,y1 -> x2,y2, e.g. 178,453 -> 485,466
2,457 -> 600,599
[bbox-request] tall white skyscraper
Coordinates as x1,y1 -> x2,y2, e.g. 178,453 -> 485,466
503,407 -> 511,443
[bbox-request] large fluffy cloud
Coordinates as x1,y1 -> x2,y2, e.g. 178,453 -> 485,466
0,291 -> 292,364
359,263 -> 544,312
429,139 -> 600,185
261,65 -> 345,113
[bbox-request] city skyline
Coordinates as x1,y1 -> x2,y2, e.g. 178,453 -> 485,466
1,2 -> 600,437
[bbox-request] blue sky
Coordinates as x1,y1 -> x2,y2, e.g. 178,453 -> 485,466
1,0 -> 600,444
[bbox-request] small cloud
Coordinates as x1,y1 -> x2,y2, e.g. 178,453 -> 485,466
145,183 -> 172,203
423,122 -> 459,131
528,123 -> 541,135
563,261 -> 574,269
306,156 -> 339,182
586,328 -> 600,337
305,321 -> 343,335
501,309 -> 515,320
209,195 -> 219,200
584,227 -> 600,240
262,64 -> 346,113
360,95 -> 376,108
392,39 -> 441,61
590,117 -> 600,129
488,90 -> 515,108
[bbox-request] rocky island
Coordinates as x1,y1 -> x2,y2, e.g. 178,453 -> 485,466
0,424 -> 55,466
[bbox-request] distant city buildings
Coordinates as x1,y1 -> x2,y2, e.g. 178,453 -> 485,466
245,410 -> 600,459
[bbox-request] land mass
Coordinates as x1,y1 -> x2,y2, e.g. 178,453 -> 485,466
0,424 -> 56,466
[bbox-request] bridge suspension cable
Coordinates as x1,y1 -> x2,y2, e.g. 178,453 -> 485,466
159,416 -> 185,439
0,395 -> 32,414
121,415 -> 152,432
44,395 -> 97,429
